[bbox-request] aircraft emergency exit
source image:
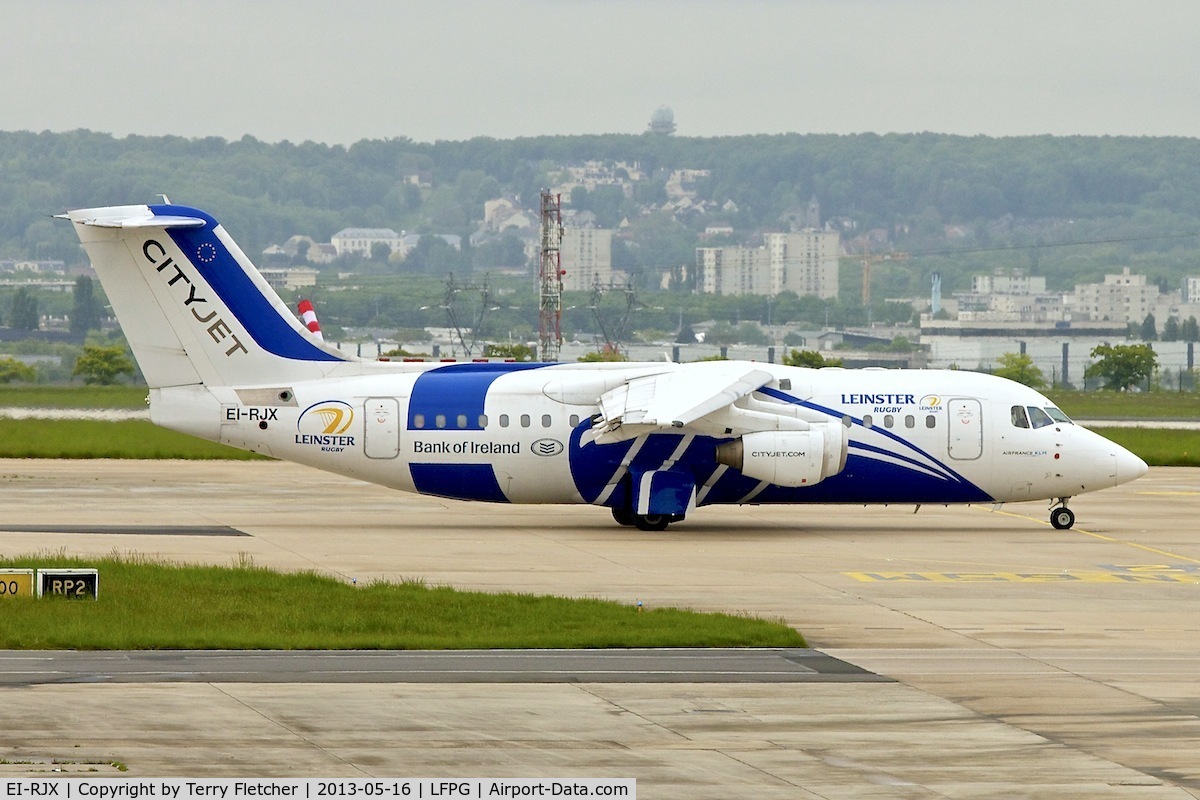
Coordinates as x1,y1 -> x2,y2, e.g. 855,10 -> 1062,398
60,203 -> 1148,531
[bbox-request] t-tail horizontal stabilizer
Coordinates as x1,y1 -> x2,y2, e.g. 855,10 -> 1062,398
60,204 -> 350,389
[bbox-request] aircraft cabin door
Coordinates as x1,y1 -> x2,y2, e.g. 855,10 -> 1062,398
947,398 -> 983,460
364,397 -> 400,459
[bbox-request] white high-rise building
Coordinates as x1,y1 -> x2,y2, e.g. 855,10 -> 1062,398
560,228 -> 621,292
1183,275 -> 1200,303
695,231 -> 839,298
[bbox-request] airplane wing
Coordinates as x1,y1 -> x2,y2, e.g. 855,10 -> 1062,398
591,361 -> 776,443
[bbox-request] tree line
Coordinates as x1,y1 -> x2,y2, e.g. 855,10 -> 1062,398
6,129 -> 1200,295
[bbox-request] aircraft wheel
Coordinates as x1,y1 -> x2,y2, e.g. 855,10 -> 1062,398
633,514 -> 671,532
1050,507 -> 1075,530
611,506 -> 636,527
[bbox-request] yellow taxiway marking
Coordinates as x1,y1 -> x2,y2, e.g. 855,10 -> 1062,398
974,505 -> 1200,567
848,504 -> 1200,581
845,568 -> 1200,583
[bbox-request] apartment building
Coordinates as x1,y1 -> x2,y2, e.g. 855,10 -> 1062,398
1067,267 -> 1161,324
560,228 -> 622,292
695,231 -> 839,298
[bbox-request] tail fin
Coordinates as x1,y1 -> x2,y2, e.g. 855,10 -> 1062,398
61,204 -> 350,388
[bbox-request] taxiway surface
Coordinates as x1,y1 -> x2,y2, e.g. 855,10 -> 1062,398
1,459 -> 1198,797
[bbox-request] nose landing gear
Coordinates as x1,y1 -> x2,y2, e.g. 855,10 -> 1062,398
1050,500 -> 1075,530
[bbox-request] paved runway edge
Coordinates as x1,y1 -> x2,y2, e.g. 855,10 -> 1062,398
0,648 -> 887,685
0,524 -> 249,536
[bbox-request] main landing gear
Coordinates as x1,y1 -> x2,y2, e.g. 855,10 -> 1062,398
611,506 -> 677,532
1050,499 -> 1076,530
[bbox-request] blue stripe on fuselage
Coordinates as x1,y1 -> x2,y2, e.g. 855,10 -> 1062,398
410,463 -> 509,502
569,428 -> 737,508
564,386 -> 994,507
568,423 -> 638,504
407,362 -> 548,431
757,386 -> 976,486
748,452 -> 993,504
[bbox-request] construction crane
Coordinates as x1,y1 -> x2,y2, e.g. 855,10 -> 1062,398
537,190 -> 564,361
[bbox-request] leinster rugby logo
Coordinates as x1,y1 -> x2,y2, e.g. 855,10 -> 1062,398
296,401 -> 356,452
531,438 -> 564,457
919,394 -> 943,411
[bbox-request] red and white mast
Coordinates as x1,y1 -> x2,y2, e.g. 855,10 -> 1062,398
537,190 -> 564,362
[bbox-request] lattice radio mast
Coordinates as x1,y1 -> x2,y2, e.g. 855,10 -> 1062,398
538,190 -> 564,361
442,273 -> 494,358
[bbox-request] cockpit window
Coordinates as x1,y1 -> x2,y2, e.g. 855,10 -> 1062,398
1010,405 -> 1030,428
1044,406 -> 1073,424
1026,406 -> 1054,429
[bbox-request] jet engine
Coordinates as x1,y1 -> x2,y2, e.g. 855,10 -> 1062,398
715,423 -> 847,487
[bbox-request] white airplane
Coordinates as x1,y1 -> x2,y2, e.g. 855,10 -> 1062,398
61,203 -> 1148,531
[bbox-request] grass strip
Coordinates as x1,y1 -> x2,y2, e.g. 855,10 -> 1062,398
0,419 -> 264,459
0,386 -> 150,409
1047,390 -> 1200,420
0,554 -> 805,650
1088,427 -> 1200,467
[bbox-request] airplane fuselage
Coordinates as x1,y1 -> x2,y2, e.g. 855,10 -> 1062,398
155,361 -> 1140,512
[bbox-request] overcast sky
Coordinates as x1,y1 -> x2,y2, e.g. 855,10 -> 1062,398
3,0 -> 1199,145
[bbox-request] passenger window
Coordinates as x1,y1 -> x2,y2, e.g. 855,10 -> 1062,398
1027,406 -> 1054,429
1011,405 -> 1030,428
904,414 -> 915,429
478,414 -> 488,428
541,414 -> 552,428
456,414 -> 468,429
862,414 -> 873,429
884,414 -> 894,429
499,414 -> 509,428
569,414 -> 580,427
413,414 -> 425,429
435,414 -> 446,429
925,414 -> 936,429
842,415 -> 852,428
520,414 -> 531,428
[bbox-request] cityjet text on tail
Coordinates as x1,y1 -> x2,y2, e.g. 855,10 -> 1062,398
60,203 -> 1148,531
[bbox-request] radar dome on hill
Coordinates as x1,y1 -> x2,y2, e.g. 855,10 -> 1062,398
648,106 -> 676,135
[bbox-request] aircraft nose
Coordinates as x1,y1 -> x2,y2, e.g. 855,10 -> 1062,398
1114,445 -> 1149,486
